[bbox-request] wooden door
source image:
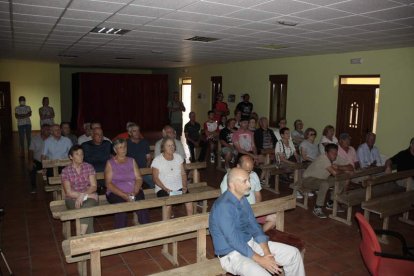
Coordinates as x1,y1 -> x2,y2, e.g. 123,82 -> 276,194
269,75 -> 288,128
336,84 -> 377,148
0,82 -> 12,141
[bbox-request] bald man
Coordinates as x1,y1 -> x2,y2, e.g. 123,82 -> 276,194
210,168 -> 304,276
220,155 -> 277,232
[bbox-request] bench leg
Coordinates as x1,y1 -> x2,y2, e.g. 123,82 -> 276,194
379,217 -> 390,244
364,210 -> 370,222
202,199 -> 208,213
398,211 -> 414,226
274,175 -> 280,194
62,221 -> 71,239
90,250 -> 101,276
77,260 -> 88,276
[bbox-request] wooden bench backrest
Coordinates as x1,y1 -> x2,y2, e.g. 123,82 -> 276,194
60,184 -> 217,221
63,196 -> 295,257
362,169 -> 414,187
334,166 -> 385,182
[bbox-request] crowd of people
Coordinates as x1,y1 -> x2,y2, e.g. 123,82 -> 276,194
16,93 -> 414,275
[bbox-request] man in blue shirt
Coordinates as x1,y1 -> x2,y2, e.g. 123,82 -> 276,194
209,168 -> 305,276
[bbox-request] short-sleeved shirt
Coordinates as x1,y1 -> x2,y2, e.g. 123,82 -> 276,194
154,139 -> 186,161
390,149 -> 414,171
39,106 -> 54,126
204,120 -> 218,133
219,127 -> 234,145
232,129 -> 254,152
235,101 -> 253,118
357,143 -> 383,168
299,140 -> 319,161
61,162 -> 95,198
275,140 -> 296,159
15,105 -> 31,126
151,153 -> 184,193
43,136 -> 72,159
127,139 -> 150,168
220,172 -> 261,204
167,100 -> 185,124
319,135 -> 338,153
82,140 -> 112,172
338,145 -> 358,167
30,134 -> 47,162
213,101 -> 229,122
184,121 -> 201,141
303,154 -> 348,179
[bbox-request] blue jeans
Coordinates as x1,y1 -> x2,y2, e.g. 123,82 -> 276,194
142,174 -> 155,189
18,124 -> 31,150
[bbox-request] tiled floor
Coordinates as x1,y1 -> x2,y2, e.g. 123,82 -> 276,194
0,133 -> 413,275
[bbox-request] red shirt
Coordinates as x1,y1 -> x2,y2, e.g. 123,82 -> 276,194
213,101 -> 229,122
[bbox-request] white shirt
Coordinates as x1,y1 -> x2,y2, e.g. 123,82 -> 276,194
275,140 -> 296,159
15,105 -> 31,126
357,143 -> 383,168
154,139 -> 186,161
151,153 -> 184,193
319,135 -> 338,154
220,171 -> 261,204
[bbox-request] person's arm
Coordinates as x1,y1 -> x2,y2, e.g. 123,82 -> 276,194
357,146 -> 369,168
384,159 -> 393,173
180,101 -> 186,112
63,180 -> 86,208
145,154 -> 152,168
132,159 -> 143,196
152,167 -> 172,193
184,129 -> 198,146
180,163 -> 188,192
254,191 -> 262,203
104,161 -> 130,201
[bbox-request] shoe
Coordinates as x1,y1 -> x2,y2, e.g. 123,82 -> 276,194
210,154 -> 215,163
326,201 -> 345,213
307,192 -> 315,197
313,207 -> 327,219
296,191 -> 303,199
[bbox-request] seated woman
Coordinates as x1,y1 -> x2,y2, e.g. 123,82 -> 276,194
62,145 -> 98,234
152,137 -> 193,219
291,119 -> 305,149
319,125 -> 338,154
275,127 -> 300,165
300,128 -> 320,163
248,117 -> 257,132
105,138 -> 149,228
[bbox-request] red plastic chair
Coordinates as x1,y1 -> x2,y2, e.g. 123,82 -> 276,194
355,212 -> 414,276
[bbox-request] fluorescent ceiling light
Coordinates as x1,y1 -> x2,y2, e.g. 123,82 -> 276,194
90,27 -> 130,35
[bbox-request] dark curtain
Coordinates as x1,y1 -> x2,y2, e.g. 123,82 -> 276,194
72,73 -> 169,133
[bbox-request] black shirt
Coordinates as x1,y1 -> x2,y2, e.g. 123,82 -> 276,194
184,121 -> 201,141
235,101 -> 253,118
82,140 -> 113,172
219,127 -> 233,145
390,148 -> 414,171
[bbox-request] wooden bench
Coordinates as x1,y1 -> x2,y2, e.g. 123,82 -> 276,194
46,162 -> 207,199
328,166 -> 387,225
262,162 -> 308,195
361,169 -> 414,238
62,196 -> 296,276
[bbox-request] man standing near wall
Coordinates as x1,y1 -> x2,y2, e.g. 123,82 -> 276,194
167,91 -> 186,139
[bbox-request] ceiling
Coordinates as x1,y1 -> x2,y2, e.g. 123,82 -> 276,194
0,0 -> 413,68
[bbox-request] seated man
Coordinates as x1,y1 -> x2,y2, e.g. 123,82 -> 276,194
301,144 -> 354,218
60,122 -> 77,146
204,110 -> 219,163
28,124 -> 50,193
42,124 -> 73,177
112,122 -> 136,141
82,127 -> 113,193
337,133 -> 359,169
385,137 -> 414,173
357,132 -> 384,168
210,167 -> 305,276
219,118 -> 237,170
126,123 -> 155,189
154,125 -> 186,161
78,122 -> 92,145
220,155 -> 276,232
232,117 -> 260,163
184,111 -> 207,162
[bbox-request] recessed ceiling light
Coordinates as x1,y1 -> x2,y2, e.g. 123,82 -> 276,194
185,36 -> 219,42
151,50 -> 163,54
257,44 -> 289,50
277,21 -> 298,27
90,27 -> 130,35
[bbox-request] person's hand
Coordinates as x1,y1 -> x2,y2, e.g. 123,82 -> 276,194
182,186 -> 188,193
385,167 -> 392,174
254,254 -> 282,275
88,193 -> 98,201
332,164 -> 339,170
75,193 -> 85,208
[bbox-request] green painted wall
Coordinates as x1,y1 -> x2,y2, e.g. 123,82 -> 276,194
165,47 -> 414,157
60,66 -> 152,121
0,59 -> 61,131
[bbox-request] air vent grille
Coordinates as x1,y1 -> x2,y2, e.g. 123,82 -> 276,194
185,36 -> 219,42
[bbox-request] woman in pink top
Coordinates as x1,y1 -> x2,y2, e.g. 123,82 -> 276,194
62,145 -> 98,234
105,138 -> 149,228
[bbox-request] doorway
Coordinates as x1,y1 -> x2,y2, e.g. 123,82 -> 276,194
336,76 -> 380,148
0,82 -> 12,143
181,78 -> 192,128
269,75 -> 288,128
